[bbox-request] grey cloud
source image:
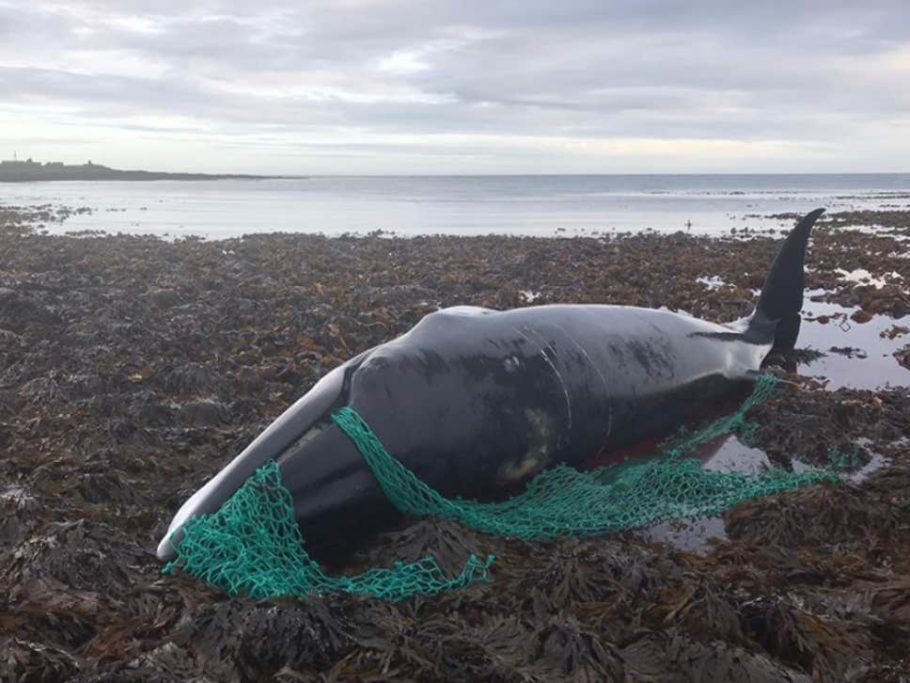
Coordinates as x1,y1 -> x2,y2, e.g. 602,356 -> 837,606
1,0 -> 909,171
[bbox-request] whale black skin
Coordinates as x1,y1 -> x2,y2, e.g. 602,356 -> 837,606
157,209 -> 824,561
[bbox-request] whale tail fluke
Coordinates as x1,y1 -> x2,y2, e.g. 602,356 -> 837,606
751,208 -> 825,353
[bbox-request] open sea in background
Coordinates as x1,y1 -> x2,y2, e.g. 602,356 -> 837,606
2,173 -> 909,239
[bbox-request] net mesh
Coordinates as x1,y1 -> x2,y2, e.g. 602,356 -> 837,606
164,460 -> 493,602
165,374 -> 839,600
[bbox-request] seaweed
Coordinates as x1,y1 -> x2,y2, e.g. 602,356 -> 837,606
1,203 -> 909,680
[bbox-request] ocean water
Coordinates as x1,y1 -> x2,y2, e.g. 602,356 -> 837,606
2,173 -> 908,239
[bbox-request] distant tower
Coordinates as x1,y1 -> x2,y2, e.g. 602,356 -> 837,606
12,151 -> 16,161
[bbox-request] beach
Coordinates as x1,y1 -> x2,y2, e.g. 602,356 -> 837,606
1,205 -> 909,681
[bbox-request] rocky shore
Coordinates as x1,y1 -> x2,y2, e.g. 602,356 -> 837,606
1,205 -> 908,682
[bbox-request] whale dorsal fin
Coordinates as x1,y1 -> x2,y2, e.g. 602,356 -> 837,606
746,208 -> 824,353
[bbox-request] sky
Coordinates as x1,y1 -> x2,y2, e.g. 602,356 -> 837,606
1,1 -> 909,175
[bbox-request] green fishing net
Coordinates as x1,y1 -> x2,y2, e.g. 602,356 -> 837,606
164,459 -> 493,602
165,374 -> 840,600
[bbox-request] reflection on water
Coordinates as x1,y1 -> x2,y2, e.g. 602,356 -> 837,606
642,432 -> 895,553
640,517 -> 728,553
639,435 -> 766,552
796,291 -> 909,390
689,279 -> 909,390
791,437 -> 890,484
701,435 -> 772,474
641,280 -> 909,552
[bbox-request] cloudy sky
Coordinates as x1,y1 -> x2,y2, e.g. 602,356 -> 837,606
1,1 -> 909,174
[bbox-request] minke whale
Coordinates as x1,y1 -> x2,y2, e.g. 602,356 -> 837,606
157,208 -> 825,561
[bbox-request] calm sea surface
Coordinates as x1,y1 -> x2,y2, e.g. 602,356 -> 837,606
3,174 -> 908,239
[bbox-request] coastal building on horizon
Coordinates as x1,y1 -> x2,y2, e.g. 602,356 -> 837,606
1,157 -> 93,168
0,157 -> 263,182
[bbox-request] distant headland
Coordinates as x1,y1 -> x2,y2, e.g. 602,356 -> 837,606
0,157 -> 278,182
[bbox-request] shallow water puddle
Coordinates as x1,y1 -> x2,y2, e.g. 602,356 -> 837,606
639,516 -> 728,553
791,437 -> 891,484
797,291 -> 909,390
700,434 -> 772,474
691,277 -> 909,390
641,434 -> 894,553
696,275 -> 729,291
835,267 -> 904,290
638,434 -> 769,552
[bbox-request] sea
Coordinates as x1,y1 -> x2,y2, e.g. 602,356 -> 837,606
2,173 -> 909,239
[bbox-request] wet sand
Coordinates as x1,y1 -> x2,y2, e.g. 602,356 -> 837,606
1,206 -> 908,681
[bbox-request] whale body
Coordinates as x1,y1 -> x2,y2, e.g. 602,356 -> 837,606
157,209 -> 824,560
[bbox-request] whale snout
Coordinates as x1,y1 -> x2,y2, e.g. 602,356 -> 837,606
156,361 -> 353,561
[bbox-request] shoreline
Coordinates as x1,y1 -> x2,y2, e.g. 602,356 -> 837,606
5,197 -> 910,239
6,173 -> 909,239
